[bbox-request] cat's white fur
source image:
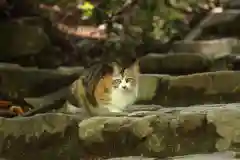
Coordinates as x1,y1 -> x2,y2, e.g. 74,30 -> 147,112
108,77 -> 138,112
103,62 -> 139,112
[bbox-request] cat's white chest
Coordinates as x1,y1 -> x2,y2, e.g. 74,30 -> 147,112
108,89 -> 137,112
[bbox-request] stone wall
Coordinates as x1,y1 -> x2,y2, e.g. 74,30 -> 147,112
0,105 -> 239,159
0,38 -> 239,160
1,0 -> 240,159
0,38 -> 240,159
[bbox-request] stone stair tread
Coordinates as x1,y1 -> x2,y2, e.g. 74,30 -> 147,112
140,53 -> 209,71
140,53 -> 226,74
0,63 -> 83,97
1,64 -> 240,107
171,38 -> 238,59
137,71 -> 240,106
1,106 -> 240,159
202,9 -> 240,27
224,0 -> 240,9
106,151 -> 236,160
184,9 -> 240,41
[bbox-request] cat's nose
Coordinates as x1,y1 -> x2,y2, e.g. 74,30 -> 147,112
122,86 -> 127,89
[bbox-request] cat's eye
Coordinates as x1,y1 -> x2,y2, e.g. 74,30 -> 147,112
125,77 -> 135,83
112,79 -> 121,86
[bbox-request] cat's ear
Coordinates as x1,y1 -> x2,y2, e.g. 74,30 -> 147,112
129,59 -> 140,73
111,62 -> 122,74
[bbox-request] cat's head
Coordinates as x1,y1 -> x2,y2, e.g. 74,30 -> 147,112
111,60 -> 139,91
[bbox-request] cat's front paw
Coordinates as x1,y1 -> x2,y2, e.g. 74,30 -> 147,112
109,108 -> 123,113
127,111 -> 149,117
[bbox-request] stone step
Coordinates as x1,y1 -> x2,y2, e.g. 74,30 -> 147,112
140,53 -> 230,74
106,151 -> 236,160
0,20 -> 50,59
2,63 -> 240,108
183,10 -> 240,40
140,38 -> 238,74
137,71 -> 240,106
229,55 -> 240,70
1,105 -> 240,159
0,63 -> 83,97
171,38 -> 237,59
224,0 -> 240,9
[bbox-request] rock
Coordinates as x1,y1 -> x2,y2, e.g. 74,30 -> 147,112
183,10 -> 240,41
139,53 -> 230,74
209,57 -> 230,72
105,151 -> 236,159
0,105 -> 240,159
166,151 -> 236,160
0,63 -> 83,97
224,0 -> 240,9
0,19 -> 51,59
106,157 -> 156,160
171,38 -> 238,59
137,71 -> 240,106
140,38 -> 238,74
229,54 -> 240,70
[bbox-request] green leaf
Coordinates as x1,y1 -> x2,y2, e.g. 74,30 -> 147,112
77,1 -> 94,10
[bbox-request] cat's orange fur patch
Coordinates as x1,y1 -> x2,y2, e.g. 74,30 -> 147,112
94,73 -> 112,106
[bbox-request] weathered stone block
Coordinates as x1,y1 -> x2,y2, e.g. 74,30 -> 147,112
137,74 -> 166,102
140,53 -> 232,74
0,19 -> 50,58
106,151 -> 236,160
0,105 -> 239,159
137,71 -> 240,106
0,64 -> 83,97
140,53 -> 211,74
209,57 -> 230,72
171,38 -> 237,59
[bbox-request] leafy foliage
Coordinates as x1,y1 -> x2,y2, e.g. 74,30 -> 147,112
48,0 -> 220,65
77,1 -> 95,20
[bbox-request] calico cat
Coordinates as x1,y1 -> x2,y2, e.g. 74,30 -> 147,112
69,60 -> 140,116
